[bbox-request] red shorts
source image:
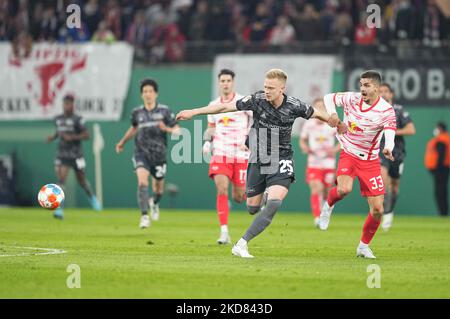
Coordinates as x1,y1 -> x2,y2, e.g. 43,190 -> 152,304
305,167 -> 336,188
336,151 -> 384,197
208,155 -> 248,187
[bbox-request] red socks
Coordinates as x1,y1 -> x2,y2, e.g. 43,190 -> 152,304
217,195 -> 229,226
361,213 -> 381,244
310,194 -> 321,218
327,187 -> 343,206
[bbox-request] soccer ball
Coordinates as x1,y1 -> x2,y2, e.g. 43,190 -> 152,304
38,184 -> 65,210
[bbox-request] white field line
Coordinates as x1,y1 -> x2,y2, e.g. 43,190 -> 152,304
0,246 -> 67,257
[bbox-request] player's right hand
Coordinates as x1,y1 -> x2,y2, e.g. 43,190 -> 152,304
115,142 -> 124,154
46,135 -> 54,143
327,113 -> 340,127
337,122 -> 348,134
176,110 -> 195,121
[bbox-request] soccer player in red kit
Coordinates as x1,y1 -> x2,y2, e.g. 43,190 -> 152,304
203,69 -> 253,244
319,70 -> 397,259
299,99 -> 339,227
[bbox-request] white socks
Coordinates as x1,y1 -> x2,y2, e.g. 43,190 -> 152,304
237,238 -> 247,246
221,225 -> 228,233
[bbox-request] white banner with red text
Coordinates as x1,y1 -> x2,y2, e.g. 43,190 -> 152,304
0,42 -> 133,121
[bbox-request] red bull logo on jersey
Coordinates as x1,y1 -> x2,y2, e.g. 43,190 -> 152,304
218,116 -> 235,126
315,136 -> 327,144
348,121 -> 364,133
9,45 -> 87,109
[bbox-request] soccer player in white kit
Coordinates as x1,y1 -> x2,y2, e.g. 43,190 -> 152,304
299,98 -> 339,227
320,70 -> 397,259
203,69 -> 253,244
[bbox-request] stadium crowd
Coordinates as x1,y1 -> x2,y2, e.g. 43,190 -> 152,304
1,0 -> 449,63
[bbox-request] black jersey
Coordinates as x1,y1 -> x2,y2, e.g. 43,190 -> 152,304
236,91 -> 314,163
131,104 -> 177,164
380,104 -> 413,161
54,114 -> 87,159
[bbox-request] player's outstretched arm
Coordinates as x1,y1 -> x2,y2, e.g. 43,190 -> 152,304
323,93 -> 341,127
310,103 -> 331,123
176,103 -> 237,121
116,126 -> 138,154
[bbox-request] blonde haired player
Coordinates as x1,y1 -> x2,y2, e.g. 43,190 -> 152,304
177,69 -> 334,258
319,70 -> 397,259
299,98 -> 339,227
203,69 -> 252,244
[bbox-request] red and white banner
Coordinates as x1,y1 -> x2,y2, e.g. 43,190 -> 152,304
0,42 -> 133,121
213,54 -> 336,104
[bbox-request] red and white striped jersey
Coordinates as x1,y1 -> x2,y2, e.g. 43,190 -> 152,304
333,92 -> 396,160
207,93 -> 252,159
301,119 -> 337,169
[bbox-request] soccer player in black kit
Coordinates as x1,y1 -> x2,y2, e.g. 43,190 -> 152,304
47,94 -> 102,220
176,69 -> 336,258
379,83 -> 416,230
116,79 -> 180,229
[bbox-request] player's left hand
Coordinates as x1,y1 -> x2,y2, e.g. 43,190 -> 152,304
158,121 -> 168,132
382,149 -> 395,161
176,110 -> 195,121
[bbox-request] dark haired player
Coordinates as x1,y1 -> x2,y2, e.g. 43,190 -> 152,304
47,94 -> 102,220
116,79 -> 180,228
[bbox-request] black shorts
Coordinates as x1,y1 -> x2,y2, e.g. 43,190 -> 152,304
55,157 -> 86,172
380,157 -> 404,179
246,159 -> 296,197
132,153 -> 167,180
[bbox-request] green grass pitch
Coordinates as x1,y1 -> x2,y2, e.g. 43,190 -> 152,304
1,208 -> 449,298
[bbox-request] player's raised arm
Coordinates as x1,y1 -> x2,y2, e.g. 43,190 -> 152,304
176,102 -> 237,121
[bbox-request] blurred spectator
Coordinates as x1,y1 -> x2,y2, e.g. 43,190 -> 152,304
83,0 -> 102,39
148,15 -> 167,64
422,0 -> 447,47
425,122 -> 450,217
92,20 -> 116,43
320,0 -> 338,40
293,4 -> 324,42
245,2 -> 273,42
37,6 -> 59,41
188,0 -> 209,41
331,5 -> 353,45
58,22 -> 90,43
354,12 -> 377,45
173,0 -> 193,38
9,31 -> 33,66
104,0 -> 122,40
395,0 -> 417,40
206,2 -> 233,41
268,15 -> 296,45
125,10 -> 150,59
164,23 -> 186,62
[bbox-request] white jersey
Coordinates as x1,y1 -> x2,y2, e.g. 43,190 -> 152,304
207,93 -> 252,159
300,119 -> 337,169
332,92 -> 396,160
